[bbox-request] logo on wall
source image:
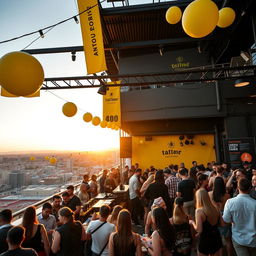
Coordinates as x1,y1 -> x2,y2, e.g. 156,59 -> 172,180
171,56 -> 190,70
176,56 -> 184,62
240,152 -> 252,163
167,142 -> 175,148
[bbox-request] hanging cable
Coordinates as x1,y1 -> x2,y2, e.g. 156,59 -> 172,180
47,90 -> 88,113
22,26 -> 55,50
0,0 -> 106,45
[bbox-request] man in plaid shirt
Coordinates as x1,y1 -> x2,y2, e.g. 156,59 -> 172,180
163,168 -> 181,215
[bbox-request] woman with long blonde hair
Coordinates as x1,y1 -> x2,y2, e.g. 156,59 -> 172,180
190,189 -> 222,256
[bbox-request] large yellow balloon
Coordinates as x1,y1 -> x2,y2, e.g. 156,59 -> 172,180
83,112 -> 93,122
62,102 -> 77,117
100,120 -> 107,128
92,116 -> 101,126
166,6 -> 182,24
217,7 -> 236,28
49,157 -> 57,165
0,51 -> 44,96
182,0 -> 219,38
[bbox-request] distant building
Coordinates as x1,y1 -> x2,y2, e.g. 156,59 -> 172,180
21,185 -> 59,197
9,171 -> 26,188
42,176 -> 62,185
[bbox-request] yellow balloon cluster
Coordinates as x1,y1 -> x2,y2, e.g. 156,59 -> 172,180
62,102 -> 77,117
61,102 -> 120,130
0,52 -> 44,96
82,111 -> 119,130
166,0 -> 236,38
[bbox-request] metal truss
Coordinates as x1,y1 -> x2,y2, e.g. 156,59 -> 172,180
42,64 -> 256,90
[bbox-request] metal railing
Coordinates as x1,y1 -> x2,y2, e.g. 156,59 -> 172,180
12,181 -> 82,226
11,169 -> 122,225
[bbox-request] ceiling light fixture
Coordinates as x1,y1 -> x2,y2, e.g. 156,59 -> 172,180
97,85 -> 108,95
234,79 -> 250,87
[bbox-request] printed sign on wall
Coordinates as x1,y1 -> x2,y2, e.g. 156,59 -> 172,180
223,138 -> 256,167
132,134 -> 216,170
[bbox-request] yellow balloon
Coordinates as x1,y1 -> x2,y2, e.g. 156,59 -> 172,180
166,6 -> 182,24
217,7 -> 236,28
92,116 -> 101,126
100,120 -> 108,128
0,51 -> 44,96
107,122 -> 112,128
83,112 -> 93,122
110,123 -> 116,129
30,156 -> 35,161
62,102 -> 77,117
182,0 -> 219,38
49,157 -> 57,165
45,156 -> 49,160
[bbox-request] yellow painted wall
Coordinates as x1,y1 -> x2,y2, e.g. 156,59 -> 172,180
132,134 -> 216,170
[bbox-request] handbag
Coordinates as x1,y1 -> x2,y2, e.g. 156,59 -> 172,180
84,221 -> 107,256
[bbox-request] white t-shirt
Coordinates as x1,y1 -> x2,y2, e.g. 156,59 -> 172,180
86,220 -> 115,256
129,174 -> 139,200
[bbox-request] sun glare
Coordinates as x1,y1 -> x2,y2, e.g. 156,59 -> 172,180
59,129 -> 120,152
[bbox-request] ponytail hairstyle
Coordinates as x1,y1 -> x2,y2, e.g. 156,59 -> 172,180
172,197 -> 188,225
58,207 -> 74,223
196,173 -> 208,190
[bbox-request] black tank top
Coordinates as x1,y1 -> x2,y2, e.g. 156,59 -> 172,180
173,222 -> 192,255
22,224 -> 44,252
56,221 -> 83,256
113,233 -> 136,256
198,214 -> 222,254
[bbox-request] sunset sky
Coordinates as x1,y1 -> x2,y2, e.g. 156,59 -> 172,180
0,0 -> 123,152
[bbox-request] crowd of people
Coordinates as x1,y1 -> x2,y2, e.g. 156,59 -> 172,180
127,161 -> 256,256
0,161 -> 255,256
